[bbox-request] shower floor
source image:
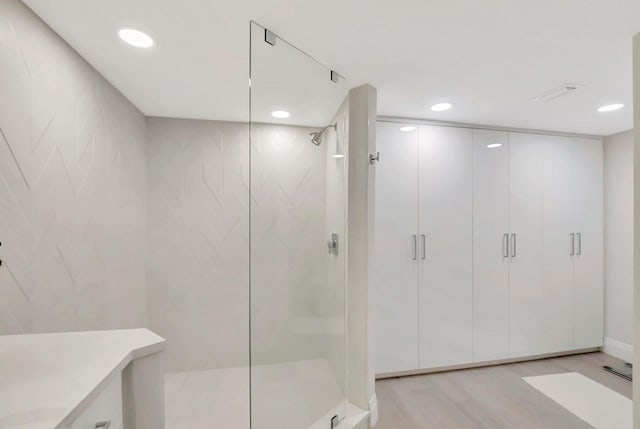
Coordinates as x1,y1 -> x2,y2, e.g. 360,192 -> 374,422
165,358 -> 350,429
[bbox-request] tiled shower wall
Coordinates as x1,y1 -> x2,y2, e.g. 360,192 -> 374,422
1,0 -> 348,383
147,118 -> 250,371
0,0 -> 147,333
147,118 -> 341,373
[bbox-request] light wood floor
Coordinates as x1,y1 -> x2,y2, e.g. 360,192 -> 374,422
375,352 -> 631,429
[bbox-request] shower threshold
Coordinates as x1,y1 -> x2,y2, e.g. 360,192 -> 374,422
165,358 -> 367,429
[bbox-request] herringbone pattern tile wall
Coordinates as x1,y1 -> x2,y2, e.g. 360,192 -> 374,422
250,123 -> 329,366
147,118 -> 251,372
148,118 -> 336,372
1,0 -> 350,382
0,0 -> 147,334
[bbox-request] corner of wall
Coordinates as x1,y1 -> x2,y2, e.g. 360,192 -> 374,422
346,84 -> 378,412
603,337 -> 634,362
368,393 -> 379,428
631,31 -> 640,429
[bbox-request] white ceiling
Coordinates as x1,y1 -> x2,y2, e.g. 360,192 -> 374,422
24,0 -> 640,136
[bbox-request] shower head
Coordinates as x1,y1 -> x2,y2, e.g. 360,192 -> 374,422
310,131 -> 323,146
309,123 -> 337,146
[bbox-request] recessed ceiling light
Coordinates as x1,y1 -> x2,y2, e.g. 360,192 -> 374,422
597,103 -> 624,113
271,110 -> 291,119
400,126 -> 417,132
118,28 -> 154,48
487,143 -> 502,149
431,103 -> 453,112
333,154 -> 345,159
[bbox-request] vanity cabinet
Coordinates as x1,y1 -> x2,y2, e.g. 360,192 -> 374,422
70,375 -> 123,429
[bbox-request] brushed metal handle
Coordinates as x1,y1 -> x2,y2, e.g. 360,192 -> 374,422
503,234 -> 509,258
96,422 -> 111,429
511,234 -> 516,258
327,233 -> 339,255
412,235 -> 417,260
570,233 -> 575,256
421,234 -> 426,260
577,233 -> 582,255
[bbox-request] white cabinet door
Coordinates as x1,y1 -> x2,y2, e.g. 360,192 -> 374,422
418,125 -> 473,369
541,136 -> 575,353
572,138 -> 604,349
71,374 -> 123,429
508,133 -> 544,358
374,122 -> 420,374
472,130 -> 510,362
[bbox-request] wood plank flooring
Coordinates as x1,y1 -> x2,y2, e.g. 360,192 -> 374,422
375,352 -> 631,429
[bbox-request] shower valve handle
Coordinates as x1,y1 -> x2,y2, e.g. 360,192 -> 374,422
327,233 -> 339,255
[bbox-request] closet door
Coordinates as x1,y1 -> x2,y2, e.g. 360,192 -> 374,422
508,133 -> 544,358
419,125 -> 473,369
572,138 -> 604,349
541,136 -> 575,353
374,122 -> 420,374
472,130 -> 510,362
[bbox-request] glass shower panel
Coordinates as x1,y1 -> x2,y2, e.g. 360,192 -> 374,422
250,22 -> 349,429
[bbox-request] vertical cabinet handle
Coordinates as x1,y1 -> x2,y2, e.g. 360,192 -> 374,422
577,233 -> 582,255
412,235 -> 417,260
503,234 -> 509,258
570,233 -> 575,255
421,234 -> 426,260
511,234 -> 517,258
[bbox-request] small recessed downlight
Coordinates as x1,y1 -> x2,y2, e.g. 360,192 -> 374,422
597,103 -> 624,113
487,143 -> 502,149
271,110 -> 291,119
400,126 -> 417,132
118,28 -> 154,48
431,102 -> 453,112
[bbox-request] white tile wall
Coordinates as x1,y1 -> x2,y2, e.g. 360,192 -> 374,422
147,118 -> 344,372
250,123 -> 329,366
147,118 -> 250,372
324,100 -> 349,396
1,1 -> 350,386
0,0 -> 147,334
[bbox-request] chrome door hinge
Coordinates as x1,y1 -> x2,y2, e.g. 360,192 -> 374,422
369,152 -> 380,164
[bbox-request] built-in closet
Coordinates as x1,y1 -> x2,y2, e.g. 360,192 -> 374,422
374,122 -> 603,376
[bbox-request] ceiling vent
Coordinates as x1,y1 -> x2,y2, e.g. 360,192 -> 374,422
530,84 -> 585,102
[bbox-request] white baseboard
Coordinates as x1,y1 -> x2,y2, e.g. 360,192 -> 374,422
368,394 -> 378,428
603,337 -> 634,362
376,347 -> 599,379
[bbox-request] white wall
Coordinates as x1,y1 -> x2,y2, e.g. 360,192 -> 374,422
0,0 -> 147,334
632,31 -> 640,429
325,99 -> 349,396
0,6 -> 375,423
604,129 -> 634,361
146,118 -> 347,373
345,84 -> 378,425
250,123 -> 329,366
146,118 -> 250,372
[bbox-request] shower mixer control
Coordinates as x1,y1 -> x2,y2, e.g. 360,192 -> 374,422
327,233 -> 339,255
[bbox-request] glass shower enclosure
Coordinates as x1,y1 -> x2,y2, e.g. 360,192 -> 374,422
249,22 -> 349,429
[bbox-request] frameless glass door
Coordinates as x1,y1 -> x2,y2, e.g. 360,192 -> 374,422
249,21 -> 349,429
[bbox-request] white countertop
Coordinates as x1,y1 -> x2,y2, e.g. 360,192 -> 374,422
0,329 -> 165,429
